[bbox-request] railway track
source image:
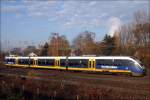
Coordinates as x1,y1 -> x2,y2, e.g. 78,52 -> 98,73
0,67 -> 29,75
0,66 -> 150,99
0,66 -> 150,84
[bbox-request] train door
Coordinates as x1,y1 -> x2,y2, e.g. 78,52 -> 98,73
15,57 -> 18,65
88,59 -> 96,70
32,58 -> 38,68
33,59 -> 37,67
55,59 -> 60,68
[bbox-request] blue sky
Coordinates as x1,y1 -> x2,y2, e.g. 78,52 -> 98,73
1,0 -> 149,51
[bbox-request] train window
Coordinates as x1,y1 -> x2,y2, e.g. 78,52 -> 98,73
68,59 -> 78,67
38,59 -> 45,65
81,59 -> 88,68
11,59 -> 15,62
18,59 -> 21,64
38,59 -> 54,66
96,59 -> 114,68
114,60 -> 124,66
114,59 -> 135,67
18,59 -> 33,65
18,59 -> 24,64
9,59 -> 15,62
29,59 -> 33,65
45,59 -> 54,66
60,59 -> 66,67
68,59 -> 88,68
37,59 -> 43,65
114,59 -> 143,71
5,59 -> 15,64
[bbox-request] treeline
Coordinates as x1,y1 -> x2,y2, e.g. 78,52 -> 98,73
7,11 -> 150,67
11,32 -> 117,57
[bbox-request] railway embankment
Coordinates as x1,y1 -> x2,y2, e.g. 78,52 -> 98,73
0,66 -> 150,100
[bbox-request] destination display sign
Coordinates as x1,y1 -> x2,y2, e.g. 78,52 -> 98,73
101,65 -> 118,69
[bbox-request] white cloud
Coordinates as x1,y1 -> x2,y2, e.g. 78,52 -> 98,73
1,0 -> 149,29
1,5 -> 23,13
108,16 -> 122,36
89,1 -> 97,6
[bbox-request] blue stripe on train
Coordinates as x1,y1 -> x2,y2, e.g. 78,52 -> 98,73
96,64 -> 128,70
96,64 -> 144,74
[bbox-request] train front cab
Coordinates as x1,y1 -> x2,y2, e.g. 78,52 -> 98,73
129,58 -> 146,76
94,58 -> 133,75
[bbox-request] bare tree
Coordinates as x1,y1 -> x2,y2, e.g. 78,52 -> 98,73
132,11 -> 150,46
48,33 -> 70,56
73,31 -> 97,56
117,11 -> 150,55
23,46 -> 37,56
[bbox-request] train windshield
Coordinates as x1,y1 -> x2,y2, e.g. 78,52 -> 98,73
136,59 -> 145,69
132,57 -> 145,69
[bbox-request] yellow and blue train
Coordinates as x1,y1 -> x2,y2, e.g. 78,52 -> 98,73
4,56 -> 146,76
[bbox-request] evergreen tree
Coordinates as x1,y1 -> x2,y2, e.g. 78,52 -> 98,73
102,34 -> 116,55
41,42 -> 49,56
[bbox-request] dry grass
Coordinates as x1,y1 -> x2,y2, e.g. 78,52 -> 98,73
0,73 -> 150,100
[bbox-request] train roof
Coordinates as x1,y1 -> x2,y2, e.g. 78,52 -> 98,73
5,56 -> 66,59
5,56 -> 132,59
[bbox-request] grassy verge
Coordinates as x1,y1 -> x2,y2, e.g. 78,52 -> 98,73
0,74 -> 150,100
